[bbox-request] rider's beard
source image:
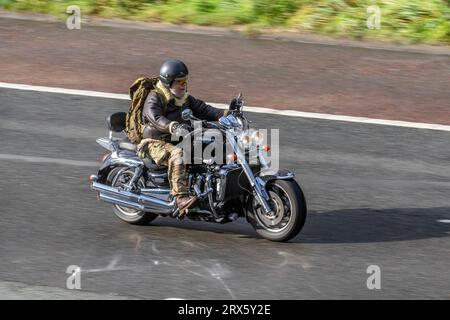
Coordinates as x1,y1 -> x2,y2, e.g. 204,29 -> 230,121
170,86 -> 188,106
170,86 -> 186,98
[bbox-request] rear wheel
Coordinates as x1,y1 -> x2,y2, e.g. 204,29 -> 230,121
106,167 -> 158,225
250,179 -> 307,242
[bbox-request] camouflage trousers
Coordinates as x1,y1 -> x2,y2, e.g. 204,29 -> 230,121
137,138 -> 188,197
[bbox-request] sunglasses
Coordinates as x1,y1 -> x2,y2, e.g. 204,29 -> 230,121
173,78 -> 187,86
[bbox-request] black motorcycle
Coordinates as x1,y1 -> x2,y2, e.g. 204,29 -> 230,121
89,95 -> 307,242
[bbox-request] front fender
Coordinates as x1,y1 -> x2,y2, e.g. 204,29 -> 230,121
258,168 -> 295,184
245,169 -> 296,225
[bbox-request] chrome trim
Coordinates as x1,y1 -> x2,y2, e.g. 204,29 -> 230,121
110,151 -> 143,167
124,165 -> 143,191
92,182 -> 175,214
99,193 -> 144,211
275,173 -> 295,180
259,169 -> 295,181
140,188 -> 171,202
206,174 -> 221,220
255,176 -> 266,187
227,132 -> 273,215
253,183 -> 293,233
140,188 -> 170,194
96,137 -> 115,152
149,172 -> 168,178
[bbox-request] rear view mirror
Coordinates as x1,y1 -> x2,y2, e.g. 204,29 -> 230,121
181,109 -> 193,121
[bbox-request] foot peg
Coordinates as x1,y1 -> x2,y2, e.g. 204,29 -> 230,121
171,207 -> 180,218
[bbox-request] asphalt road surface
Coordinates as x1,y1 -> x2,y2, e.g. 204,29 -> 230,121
0,88 -> 449,299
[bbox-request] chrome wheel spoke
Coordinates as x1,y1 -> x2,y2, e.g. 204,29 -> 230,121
255,184 -> 293,232
111,170 -> 144,217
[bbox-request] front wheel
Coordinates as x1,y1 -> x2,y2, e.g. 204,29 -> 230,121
250,179 -> 307,242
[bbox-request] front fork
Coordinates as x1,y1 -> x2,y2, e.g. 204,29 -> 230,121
228,135 -> 274,215
252,176 -> 274,215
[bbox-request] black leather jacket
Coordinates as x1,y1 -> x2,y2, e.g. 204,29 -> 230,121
142,91 -> 225,141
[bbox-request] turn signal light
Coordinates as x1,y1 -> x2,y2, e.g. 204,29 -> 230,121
262,144 -> 271,152
227,153 -> 238,162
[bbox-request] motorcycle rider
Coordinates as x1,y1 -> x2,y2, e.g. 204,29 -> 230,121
137,59 -> 227,218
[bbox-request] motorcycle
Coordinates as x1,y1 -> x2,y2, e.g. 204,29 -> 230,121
89,94 -> 307,242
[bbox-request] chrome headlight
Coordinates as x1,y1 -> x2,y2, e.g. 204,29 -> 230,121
236,129 -> 251,148
237,129 -> 264,148
240,133 -> 251,146
251,130 -> 264,146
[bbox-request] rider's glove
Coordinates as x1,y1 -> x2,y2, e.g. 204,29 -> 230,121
229,98 -> 239,111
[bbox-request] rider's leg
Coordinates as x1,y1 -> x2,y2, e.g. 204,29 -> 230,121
137,139 -> 197,217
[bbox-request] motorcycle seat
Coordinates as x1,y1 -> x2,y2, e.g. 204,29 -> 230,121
143,158 -> 167,171
117,138 -> 167,171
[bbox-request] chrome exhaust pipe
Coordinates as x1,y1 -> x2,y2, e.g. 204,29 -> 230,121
99,193 -> 144,211
92,182 -> 175,214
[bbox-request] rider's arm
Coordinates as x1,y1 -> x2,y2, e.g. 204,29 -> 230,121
188,95 -> 227,121
143,91 -> 178,133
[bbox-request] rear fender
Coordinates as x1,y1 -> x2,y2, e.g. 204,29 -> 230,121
96,154 -> 115,183
97,151 -> 144,183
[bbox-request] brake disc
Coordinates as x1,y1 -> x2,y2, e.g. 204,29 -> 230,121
255,191 -> 285,227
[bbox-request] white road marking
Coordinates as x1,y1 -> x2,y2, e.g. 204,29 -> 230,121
228,106 -> 450,132
0,82 -> 129,100
0,153 -> 99,167
437,220 -> 450,223
2,82 -> 450,132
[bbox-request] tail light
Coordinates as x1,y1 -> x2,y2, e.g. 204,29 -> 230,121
100,153 -> 109,162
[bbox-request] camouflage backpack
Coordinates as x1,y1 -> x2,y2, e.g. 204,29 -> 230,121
125,77 -> 168,144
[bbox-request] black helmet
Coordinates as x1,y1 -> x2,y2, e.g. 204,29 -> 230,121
159,59 -> 189,87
